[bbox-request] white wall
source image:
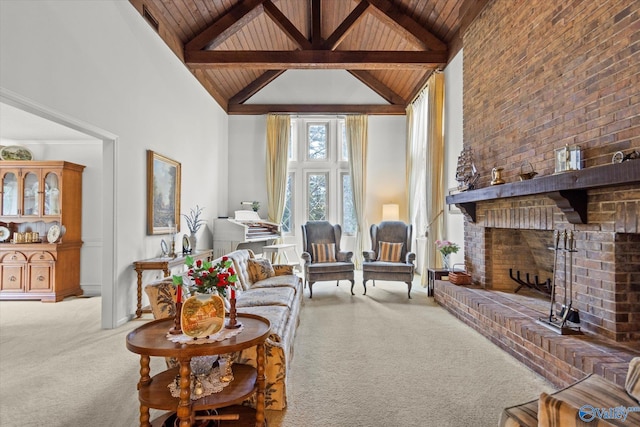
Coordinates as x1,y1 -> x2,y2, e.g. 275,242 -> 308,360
444,50 -> 465,266
0,0 -> 228,327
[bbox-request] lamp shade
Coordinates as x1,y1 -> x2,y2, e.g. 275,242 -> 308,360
382,204 -> 400,221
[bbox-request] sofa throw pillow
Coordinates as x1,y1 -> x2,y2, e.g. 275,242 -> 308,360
312,243 -> 336,263
626,357 -> 640,403
377,241 -> 403,262
247,258 -> 275,283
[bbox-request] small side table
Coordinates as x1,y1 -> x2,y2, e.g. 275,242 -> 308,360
427,268 -> 449,297
262,243 -> 301,271
132,250 -> 213,318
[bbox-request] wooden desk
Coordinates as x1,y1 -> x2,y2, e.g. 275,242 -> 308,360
126,314 -> 270,427
132,250 -> 213,318
426,268 -> 449,297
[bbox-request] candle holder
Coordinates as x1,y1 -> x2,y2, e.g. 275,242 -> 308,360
225,297 -> 242,329
169,301 -> 183,334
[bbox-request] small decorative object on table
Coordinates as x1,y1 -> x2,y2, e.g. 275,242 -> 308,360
183,205 -> 206,252
169,282 -> 183,335
436,239 -> 459,272
173,255 -> 239,335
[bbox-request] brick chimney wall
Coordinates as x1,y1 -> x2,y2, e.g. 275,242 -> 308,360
461,0 -> 640,341
464,0 -> 639,184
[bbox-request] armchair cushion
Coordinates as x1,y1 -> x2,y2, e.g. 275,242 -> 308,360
377,241 -> 403,262
312,242 -> 336,263
247,258 -> 275,282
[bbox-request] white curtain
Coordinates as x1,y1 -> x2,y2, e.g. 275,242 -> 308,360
266,114 -> 290,239
345,115 -> 368,270
406,72 -> 445,285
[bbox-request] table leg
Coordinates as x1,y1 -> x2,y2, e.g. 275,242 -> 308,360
177,358 -> 192,427
135,269 -> 143,318
139,355 -> 151,427
255,343 -> 266,427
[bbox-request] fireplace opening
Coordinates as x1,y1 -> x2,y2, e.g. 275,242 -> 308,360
488,228 -> 554,294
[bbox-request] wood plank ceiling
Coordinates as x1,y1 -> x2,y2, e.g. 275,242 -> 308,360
129,0 -> 482,115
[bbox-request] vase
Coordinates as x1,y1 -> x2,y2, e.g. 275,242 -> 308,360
441,253 -> 452,271
189,233 -> 197,251
181,293 -> 226,338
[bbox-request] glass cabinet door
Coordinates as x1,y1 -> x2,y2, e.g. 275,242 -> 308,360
2,172 -> 18,216
44,172 -> 61,215
23,172 -> 39,216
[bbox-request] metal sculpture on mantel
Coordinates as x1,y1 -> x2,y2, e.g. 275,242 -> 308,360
455,147 -> 479,191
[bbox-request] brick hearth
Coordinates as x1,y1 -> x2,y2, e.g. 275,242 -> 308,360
434,280 -> 639,388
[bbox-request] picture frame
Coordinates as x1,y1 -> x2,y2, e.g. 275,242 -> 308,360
147,150 -> 181,235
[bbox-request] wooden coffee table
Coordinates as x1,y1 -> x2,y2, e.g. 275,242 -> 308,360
126,314 -> 270,427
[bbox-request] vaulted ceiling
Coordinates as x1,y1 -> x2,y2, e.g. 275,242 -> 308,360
129,0 -> 487,114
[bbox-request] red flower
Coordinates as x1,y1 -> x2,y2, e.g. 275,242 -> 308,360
196,260 -> 202,268
209,267 -> 215,273
228,267 -> 235,275
222,256 -> 228,262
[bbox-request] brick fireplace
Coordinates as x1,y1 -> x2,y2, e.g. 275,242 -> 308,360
460,181 -> 640,342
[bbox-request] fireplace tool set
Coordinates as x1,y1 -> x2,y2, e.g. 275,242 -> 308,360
537,230 -> 582,334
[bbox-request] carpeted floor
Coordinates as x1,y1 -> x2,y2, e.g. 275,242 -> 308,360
0,275 -> 553,426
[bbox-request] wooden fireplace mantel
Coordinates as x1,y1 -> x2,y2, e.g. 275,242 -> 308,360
446,160 -> 640,224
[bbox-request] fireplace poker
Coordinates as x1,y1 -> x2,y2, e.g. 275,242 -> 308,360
563,231 -> 580,325
560,230 -> 569,318
547,230 -> 560,322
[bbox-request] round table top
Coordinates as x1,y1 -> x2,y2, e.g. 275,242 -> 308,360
126,313 -> 270,358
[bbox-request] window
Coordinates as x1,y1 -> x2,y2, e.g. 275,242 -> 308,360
286,116 -> 356,235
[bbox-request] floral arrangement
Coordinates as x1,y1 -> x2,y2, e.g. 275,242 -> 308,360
173,255 -> 237,298
183,205 -> 206,235
435,239 -> 460,256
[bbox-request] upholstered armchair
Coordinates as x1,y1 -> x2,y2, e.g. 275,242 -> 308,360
301,221 -> 355,298
362,221 -> 415,298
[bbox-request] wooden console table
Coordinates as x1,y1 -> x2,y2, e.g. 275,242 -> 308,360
426,268 -> 449,297
132,250 -> 213,318
126,314 -> 270,427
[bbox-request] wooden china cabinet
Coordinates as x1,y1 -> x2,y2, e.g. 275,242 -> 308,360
0,161 -> 85,302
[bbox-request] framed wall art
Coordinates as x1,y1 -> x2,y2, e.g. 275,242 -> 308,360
147,150 -> 181,235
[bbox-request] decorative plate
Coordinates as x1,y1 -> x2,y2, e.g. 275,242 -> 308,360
0,145 -> 33,161
181,294 -> 226,338
0,226 -> 10,242
47,225 -> 61,243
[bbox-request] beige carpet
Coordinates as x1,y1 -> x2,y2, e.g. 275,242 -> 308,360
0,276 -> 553,426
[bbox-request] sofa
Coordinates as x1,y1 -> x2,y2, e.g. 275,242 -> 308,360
144,249 -> 303,411
500,357 -> 640,426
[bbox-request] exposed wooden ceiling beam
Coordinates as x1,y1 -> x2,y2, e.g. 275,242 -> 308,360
347,70 -> 406,105
185,50 -> 447,69
322,0 -> 370,50
263,0 -> 312,49
367,0 -> 447,52
185,0 -> 267,51
311,0 -> 323,48
227,103 -> 406,115
229,70 -> 286,105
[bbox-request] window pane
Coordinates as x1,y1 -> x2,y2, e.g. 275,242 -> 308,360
342,174 -> 356,234
307,173 -> 327,221
289,120 -> 296,161
282,173 -> 294,233
307,124 -> 327,160
340,121 -> 348,161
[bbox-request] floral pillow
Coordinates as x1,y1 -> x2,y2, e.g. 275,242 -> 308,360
377,241 -> 403,262
247,258 -> 275,283
312,243 -> 336,263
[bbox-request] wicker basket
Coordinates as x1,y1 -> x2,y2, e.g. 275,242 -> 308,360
449,264 -> 471,285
